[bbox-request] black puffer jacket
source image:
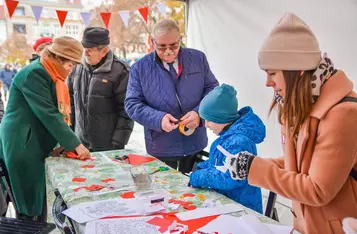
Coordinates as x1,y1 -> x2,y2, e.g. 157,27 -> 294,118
67,51 -> 134,151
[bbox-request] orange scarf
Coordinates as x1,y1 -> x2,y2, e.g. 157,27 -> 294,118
41,54 -> 72,125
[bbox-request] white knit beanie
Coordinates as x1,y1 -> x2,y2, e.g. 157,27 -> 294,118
258,13 -> 321,71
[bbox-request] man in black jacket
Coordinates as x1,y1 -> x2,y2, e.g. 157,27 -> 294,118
67,27 -> 133,151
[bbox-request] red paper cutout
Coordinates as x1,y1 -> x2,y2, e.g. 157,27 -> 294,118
73,186 -> 87,192
169,199 -> 193,205
56,10 -> 68,27
86,185 -> 105,191
182,204 -> 197,210
147,217 -> 174,233
5,0 -> 18,18
182,193 -> 195,198
102,178 -> 115,183
100,12 -> 111,29
120,191 -> 135,199
138,6 -> 149,23
72,177 -> 86,182
127,154 -> 156,165
161,213 -> 219,234
80,165 -> 95,169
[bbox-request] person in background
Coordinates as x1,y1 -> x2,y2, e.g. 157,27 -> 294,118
224,13 -> 357,234
0,36 -> 90,221
189,84 -> 265,213
0,64 -> 15,101
125,19 -> 219,173
67,27 -> 133,152
30,37 -> 53,63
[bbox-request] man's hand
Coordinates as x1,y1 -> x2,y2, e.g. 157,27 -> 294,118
161,114 -> 179,132
180,111 -> 200,129
52,146 -> 65,157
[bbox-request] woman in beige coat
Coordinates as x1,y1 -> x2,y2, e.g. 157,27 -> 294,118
223,13 -> 357,234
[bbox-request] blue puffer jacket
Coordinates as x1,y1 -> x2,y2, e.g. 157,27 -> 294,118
189,106 -> 266,213
125,48 -> 219,157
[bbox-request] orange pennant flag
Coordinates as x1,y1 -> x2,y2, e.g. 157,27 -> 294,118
138,6 -> 149,23
100,12 -> 112,29
5,0 -> 19,19
56,10 -> 68,27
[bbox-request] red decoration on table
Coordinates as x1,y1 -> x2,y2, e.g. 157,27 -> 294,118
147,217 -> 174,233
5,0 -> 19,18
85,185 -> 105,191
73,186 -> 87,192
101,178 -> 115,183
72,177 -> 86,182
127,154 -> 156,165
80,165 -> 95,169
182,204 -> 197,210
120,191 -> 135,199
182,193 -> 195,198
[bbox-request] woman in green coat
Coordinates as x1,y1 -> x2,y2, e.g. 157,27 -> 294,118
0,36 -> 90,221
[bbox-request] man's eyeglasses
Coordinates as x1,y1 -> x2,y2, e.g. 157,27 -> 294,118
153,39 -> 181,52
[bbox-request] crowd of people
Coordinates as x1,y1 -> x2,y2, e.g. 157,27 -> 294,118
0,13 -> 356,234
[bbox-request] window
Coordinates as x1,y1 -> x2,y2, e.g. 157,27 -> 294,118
13,24 -> 26,34
13,6 -> 25,16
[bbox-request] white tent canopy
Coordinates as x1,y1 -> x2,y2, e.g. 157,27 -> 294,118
186,0 -> 357,158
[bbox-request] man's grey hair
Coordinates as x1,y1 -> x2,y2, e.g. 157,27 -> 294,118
152,19 -> 180,38
97,45 -> 108,51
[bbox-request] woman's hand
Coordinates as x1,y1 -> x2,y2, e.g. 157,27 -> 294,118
52,146 -> 65,157
75,144 -> 90,160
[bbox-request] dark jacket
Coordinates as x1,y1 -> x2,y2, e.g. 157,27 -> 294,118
67,51 -> 134,151
0,60 -> 81,216
125,48 -> 219,157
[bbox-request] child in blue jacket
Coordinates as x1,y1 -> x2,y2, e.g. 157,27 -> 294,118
189,84 -> 265,213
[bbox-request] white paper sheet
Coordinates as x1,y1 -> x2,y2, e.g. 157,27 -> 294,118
62,198 -> 142,223
85,216 -> 162,234
198,215 -> 293,234
175,204 -> 243,221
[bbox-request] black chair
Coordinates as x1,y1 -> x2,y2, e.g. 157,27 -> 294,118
0,216 -> 56,234
264,191 -> 279,222
52,189 -> 76,234
0,158 -> 17,217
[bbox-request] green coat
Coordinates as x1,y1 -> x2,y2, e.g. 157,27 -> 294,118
0,60 -> 81,216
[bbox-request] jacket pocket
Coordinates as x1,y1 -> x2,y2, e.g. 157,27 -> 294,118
329,219 -> 343,234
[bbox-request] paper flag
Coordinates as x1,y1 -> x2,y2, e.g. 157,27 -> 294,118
119,11 -> 130,28
31,6 -> 43,23
80,12 -> 91,28
157,2 -> 167,17
5,0 -> 19,19
138,6 -> 149,23
100,12 -> 111,29
56,10 -> 68,27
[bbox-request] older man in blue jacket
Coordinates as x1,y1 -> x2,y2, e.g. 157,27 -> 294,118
125,19 -> 218,173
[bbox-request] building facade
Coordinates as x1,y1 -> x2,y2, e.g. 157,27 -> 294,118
4,0 -> 84,46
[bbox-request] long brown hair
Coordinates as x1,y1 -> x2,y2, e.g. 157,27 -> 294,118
269,70 -> 314,137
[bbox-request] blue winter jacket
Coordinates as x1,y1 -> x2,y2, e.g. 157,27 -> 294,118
125,48 -> 219,157
189,106 -> 266,213
0,68 -> 15,88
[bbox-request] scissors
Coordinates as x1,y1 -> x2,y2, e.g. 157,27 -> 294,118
115,155 -> 130,163
150,166 -> 170,175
